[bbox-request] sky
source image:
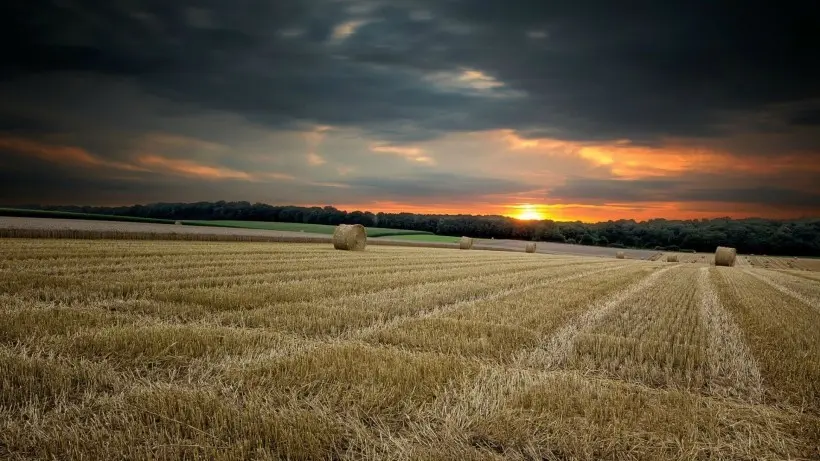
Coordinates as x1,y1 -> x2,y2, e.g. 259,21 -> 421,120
1,1 -> 819,222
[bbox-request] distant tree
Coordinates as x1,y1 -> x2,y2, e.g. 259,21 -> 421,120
9,201 -> 819,256
580,233 -> 596,246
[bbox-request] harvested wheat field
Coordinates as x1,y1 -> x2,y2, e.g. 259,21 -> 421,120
748,254 -> 820,272
1,239 -> 819,460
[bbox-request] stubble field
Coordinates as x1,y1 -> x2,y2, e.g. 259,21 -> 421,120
1,239 -> 819,460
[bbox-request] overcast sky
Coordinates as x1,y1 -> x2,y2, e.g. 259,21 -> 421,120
1,0 -> 819,221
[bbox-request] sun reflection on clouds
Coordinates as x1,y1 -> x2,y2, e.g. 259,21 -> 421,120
493,129 -> 807,180
370,143 -> 436,165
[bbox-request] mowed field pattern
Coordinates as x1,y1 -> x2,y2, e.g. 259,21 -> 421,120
1,239 -> 819,460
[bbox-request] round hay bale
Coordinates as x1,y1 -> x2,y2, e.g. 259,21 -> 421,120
459,236 -> 473,250
616,251 -> 625,259
174,220 -> 182,225
667,254 -> 678,262
714,246 -> 737,267
332,224 -> 367,251
525,242 -> 536,253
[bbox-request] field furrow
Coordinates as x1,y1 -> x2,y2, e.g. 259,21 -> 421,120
552,266 -> 709,389
697,268 -> 762,400
216,261 -> 619,338
460,369 -> 810,461
364,264 -> 657,362
358,264 -> 628,360
3,248 -> 555,283
1,257 -> 603,306
711,267 -> 820,414
13,253 -> 530,279
743,268 -> 820,311
150,260 -> 611,311
777,268 -> 820,282
747,255 -> 808,271
516,264 -> 675,371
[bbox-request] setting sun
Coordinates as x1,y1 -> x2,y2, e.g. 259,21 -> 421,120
512,204 -> 546,221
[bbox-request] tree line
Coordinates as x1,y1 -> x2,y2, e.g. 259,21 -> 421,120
15,201 -> 820,256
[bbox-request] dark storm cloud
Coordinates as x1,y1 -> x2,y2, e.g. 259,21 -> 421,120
344,172 -> 536,199
2,0 -> 820,217
549,177 -> 820,209
5,0 -> 819,146
787,106 -> 820,127
0,154 -> 150,205
0,143 -> 528,206
0,114 -> 56,135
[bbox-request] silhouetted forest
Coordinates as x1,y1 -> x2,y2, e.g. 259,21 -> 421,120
13,201 -> 820,256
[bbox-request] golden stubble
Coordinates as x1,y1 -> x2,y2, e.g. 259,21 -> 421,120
1,239 -> 818,460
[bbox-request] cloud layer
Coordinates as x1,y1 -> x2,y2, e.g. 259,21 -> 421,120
1,0 -> 819,220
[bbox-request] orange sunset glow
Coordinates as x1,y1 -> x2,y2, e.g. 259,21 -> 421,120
328,198 -> 819,223
3,124 -> 817,221
510,204 -> 548,221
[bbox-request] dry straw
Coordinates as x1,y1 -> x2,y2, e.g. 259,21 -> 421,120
714,246 -> 737,267
459,236 -> 473,250
332,224 -> 367,251
616,251 -> 625,259
667,255 -> 678,262
525,242 -> 536,253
